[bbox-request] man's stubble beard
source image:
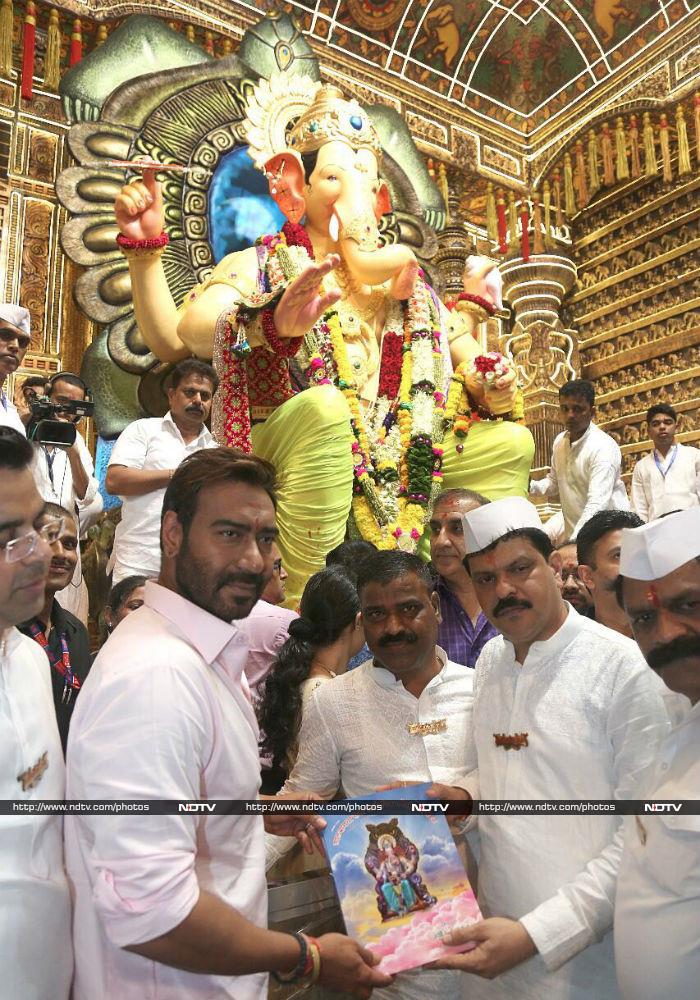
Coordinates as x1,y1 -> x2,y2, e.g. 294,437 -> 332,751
174,536 -> 265,622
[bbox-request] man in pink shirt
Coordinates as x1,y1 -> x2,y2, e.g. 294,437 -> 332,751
65,447 -> 390,999
241,543 -> 298,704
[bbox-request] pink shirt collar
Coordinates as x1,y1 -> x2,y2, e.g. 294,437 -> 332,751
144,580 -> 246,677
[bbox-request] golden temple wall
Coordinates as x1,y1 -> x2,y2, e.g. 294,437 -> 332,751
567,168 -> 700,488
0,1 -> 699,486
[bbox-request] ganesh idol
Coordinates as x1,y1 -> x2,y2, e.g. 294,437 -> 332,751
113,75 -> 534,607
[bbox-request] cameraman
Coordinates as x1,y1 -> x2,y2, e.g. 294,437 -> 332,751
31,373 -> 102,623
0,304 -> 31,434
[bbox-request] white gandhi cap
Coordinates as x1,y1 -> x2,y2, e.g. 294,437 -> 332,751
463,496 -> 543,556
0,304 -> 30,335
619,507 -> 700,581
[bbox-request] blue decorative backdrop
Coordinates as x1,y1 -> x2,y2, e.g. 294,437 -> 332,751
209,146 -> 286,261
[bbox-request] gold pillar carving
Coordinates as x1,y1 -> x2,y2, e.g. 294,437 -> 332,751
499,255 -> 579,513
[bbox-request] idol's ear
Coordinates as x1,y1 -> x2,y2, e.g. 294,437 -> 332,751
264,152 -> 306,223
374,181 -> 392,222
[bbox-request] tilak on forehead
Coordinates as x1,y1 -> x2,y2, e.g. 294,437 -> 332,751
646,585 -> 661,608
619,507 -> 700,583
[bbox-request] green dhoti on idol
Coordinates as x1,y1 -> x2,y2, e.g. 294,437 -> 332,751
115,73 -> 534,608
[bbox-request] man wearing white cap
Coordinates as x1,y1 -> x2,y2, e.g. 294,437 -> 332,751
433,496 -> 670,1000
0,304 -> 31,435
613,507 -> 699,1000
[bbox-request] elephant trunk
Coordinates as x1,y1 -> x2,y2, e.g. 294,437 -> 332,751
331,203 -> 416,288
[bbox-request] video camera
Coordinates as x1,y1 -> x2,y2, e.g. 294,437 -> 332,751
27,395 -> 95,448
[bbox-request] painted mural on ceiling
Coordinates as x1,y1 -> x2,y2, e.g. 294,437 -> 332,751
274,0 -> 699,130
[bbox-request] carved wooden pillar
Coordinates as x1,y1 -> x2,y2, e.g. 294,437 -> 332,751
499,254 -> 579,514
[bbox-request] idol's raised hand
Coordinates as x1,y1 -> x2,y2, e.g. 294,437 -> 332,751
273,256 -> 342,339
114,164 -> 164,240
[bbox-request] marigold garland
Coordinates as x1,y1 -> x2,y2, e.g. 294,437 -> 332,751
213,223 -> 520,551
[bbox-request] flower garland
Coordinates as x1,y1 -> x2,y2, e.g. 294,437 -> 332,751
273,227 -> 446,549
217,223 -> 528,551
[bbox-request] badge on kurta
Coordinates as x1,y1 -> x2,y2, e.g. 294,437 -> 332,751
17,751 -> 48,790
493,732 -> 529,750
407,719 -> 448,736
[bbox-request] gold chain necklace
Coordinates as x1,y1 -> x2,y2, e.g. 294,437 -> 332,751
330,264 -> 385,324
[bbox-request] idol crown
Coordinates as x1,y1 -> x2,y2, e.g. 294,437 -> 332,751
287,85 -> 382,159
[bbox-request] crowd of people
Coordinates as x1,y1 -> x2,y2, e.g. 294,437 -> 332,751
1,294 -> 699,1000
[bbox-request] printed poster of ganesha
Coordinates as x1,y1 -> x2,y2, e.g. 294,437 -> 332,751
321,784 -> 481,975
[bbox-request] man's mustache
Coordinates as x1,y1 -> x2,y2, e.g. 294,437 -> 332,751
378,631 -> 417,647
186,404 -> 204,413
493,596 -> 532,617
646,634 -> 700,672
216,571 -> 266,592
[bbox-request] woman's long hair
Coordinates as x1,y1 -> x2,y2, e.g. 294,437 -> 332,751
258,567 -> 360,773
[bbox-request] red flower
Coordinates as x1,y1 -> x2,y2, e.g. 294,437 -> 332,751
378,331 -> 404,399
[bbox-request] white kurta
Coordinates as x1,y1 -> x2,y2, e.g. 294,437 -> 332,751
107,412 -> 216,582
282,650 -> 474,1000
0,390 -> 26,434
457,606 -> 670,1000
614,701 -> 700,999
631,444 -> 700,521
65,582 -> 267,1000
0,628 -> 72,1000
284,649 -> 475,798
530,422 -> 630,540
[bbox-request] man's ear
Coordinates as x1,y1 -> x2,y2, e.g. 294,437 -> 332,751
264,152 -> 306,224
161,510 -> 184,561
431,591 -> 442,624
578,564 -> 596,594
354,611 -> 363,631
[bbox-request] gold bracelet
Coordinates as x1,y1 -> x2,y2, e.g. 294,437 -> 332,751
454,299 -> 490,323
308,941 -> 321,986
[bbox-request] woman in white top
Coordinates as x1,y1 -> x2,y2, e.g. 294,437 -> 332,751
258,567 -> 364,874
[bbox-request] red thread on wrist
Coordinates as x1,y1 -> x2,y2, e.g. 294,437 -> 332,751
300,934 -> 315,977
261,307 -> 303,357
116,232 -> 170,251
456,292 -> 496,316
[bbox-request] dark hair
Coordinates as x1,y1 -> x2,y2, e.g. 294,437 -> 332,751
576,510 -> 644,568
22,375 -> 48,391
560,379 -> 595,407
0,426 -> 34,470
40,500 -> 74,524
169,357 -> 219,395
258,567 -> 360,771
325,539 -> 378,583
107,574 -> 147,613
161,448 -> 277,545
646,402 -> 677,424
356,550 -> 434,597
49,371 -> 88,396
433,487 -> 490,510
464,527 -> 553,574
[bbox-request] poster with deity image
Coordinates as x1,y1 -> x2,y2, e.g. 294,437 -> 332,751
321,783 -> 481,975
